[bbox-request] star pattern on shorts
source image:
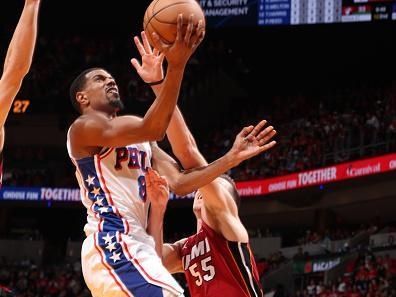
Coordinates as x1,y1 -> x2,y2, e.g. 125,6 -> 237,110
90,187 -> 101,198
99,207 -> 109,214
106,242 -> 117,252
95,197 -> 104,207
102,233 -> 114,245
109,252 -> 121,263
85,175 -> 96,186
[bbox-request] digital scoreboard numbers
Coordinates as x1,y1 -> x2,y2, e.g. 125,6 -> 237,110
342,0 -> 394,22
258,0 -> 291,25
258,0 -> 341,26
290,0 -> 342,24
200,0 -> 396,26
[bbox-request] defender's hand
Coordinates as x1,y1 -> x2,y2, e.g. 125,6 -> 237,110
228,120 -> 277,165
131,31 -> 165,84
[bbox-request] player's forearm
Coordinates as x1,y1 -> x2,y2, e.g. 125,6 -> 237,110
3,0 -> 40,79
0,127 -> 4,152
150,83 -> 162,98
162,242 -> 184,274
170,152 -> 238,196
142,65 -> 185,140
167,106 -> 208,169
147,207 -> 166,259
150,82 -> 204,168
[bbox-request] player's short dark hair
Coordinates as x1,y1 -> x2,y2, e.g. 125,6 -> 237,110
69,68 -> 102,113
219,174 -> 241,208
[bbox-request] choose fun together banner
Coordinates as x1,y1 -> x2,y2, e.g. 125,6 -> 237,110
1,153 -> 395,202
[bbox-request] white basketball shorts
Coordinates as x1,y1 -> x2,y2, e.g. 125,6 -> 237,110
81,231 -> 184,297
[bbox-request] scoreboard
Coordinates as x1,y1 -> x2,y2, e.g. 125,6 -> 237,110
198,0 -> 396,27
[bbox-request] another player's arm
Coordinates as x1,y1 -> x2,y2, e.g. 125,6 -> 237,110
162,239 -> 186,274
166,106 -> 208,169
162,104 -> 277,212
132,31 -> 207,169
166,108 -> 231,211
152,122 -> 276,196
0,0 -> 41,149
151,142 -> 236,196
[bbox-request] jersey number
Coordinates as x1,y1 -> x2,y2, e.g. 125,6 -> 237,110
138,175 -> 146,201
13,100 -> 30,113
188,256 -> 215,286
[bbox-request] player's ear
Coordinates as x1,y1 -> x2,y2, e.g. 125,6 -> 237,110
76,91 -> 89,106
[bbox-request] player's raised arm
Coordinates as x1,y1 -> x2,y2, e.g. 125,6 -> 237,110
151,121 -> 277,196
69,15 -> 205,151
132,29 -> 206,169
135,15 -> 203,141
127,15 -> 204,141
0,0 -> 41,148
166,106 -> 208,169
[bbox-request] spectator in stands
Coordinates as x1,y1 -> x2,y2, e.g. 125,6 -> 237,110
294,247 -> 305,261
307,280 -> 316,297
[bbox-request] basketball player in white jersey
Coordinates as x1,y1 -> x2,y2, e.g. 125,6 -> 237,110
67,16 -> 204,297
0,0 -> 41,186
68,15 -> 276,297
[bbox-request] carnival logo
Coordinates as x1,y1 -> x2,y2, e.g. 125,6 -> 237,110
346,163 -> 381,177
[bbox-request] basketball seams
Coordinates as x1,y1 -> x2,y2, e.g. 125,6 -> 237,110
148,21 -> 172,44
153,2 -> 203,23
152,0 -> 163,13
143,0 -> 205,46
144,1 -> 194,30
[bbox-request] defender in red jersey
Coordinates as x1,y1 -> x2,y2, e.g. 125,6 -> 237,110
156,107 -> 275,297
179,199 -> 263,297
163,170 -> 267,297
0,0 -> 41,187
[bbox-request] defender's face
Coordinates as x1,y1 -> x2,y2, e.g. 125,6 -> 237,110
193,191 -> 203,218
82,69 -> 123,112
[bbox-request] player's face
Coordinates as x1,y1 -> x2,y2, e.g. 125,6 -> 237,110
83,69 -> 124,112
193,191 -> 203,219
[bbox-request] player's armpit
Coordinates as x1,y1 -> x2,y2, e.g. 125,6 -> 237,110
162,239 -> 186,274
71,115 -> 164,148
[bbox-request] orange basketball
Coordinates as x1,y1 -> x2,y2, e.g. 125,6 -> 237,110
143,0 -> 206,47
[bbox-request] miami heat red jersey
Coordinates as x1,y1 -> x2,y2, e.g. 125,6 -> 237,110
181,221 -> 263,297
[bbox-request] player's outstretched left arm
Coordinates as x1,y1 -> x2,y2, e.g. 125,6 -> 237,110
151,120 -> 277,196
0,0 -> 41,146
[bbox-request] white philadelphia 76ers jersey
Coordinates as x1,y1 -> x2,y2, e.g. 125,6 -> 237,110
67,135 -> 152,238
